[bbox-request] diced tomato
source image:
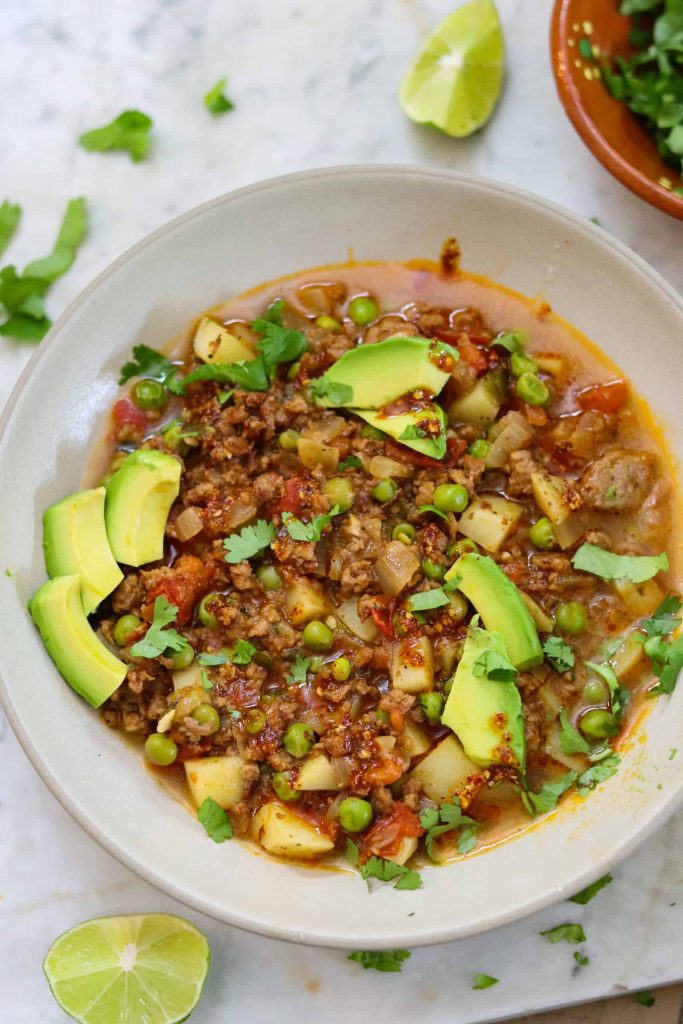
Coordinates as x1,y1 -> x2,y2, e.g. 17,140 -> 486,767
523,403 -> 548,426
274,476 -> 311,516
362,754 -> 405,787
366,595 -> 395,640
112,397 -> 148,430
360,803 -> 423,861
446,437 -> 467,464
576,379 -> 628,414
456,335 -> 489,375
146,554 -> 213,625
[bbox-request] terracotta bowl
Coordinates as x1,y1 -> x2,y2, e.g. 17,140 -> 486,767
551,0 -> 683,220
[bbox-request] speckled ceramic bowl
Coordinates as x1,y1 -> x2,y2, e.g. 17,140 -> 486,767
1,167 -> 683,948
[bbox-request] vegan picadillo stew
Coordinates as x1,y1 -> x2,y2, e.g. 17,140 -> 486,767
29,258 -> 682,879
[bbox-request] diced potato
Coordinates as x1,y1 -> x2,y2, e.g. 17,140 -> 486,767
184,755 -> 245,810
336,597 -> 379,642
374,541 -> 420,597
409,735 -> 478,804
284,580 -> 328,626
193,316 -> 256,364
297,437 -> 339,473
172,663 -> 203,691
252,802 -> 335,859
376,735 -> 397,751
368,455 -> 412,479
537,681 -> 562,716
613,578 -> 664,618
612,630 -> 646,679
552,511 -> 586,551
531,471 -> 582,526
400,721 -> 431,758
533,353 -> 566,377
385,835 -> 417,866
458,496 -> 523,553
295,754 -> 342,791
544,725 -> 586,773
391,636 -> 434,693
519,590 -> 554,632
449,372 -> 505,427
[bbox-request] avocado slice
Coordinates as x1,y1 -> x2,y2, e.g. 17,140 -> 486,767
29,574 -> 127,708
313,336 -> 455,409
445,552 -> 543,670
43,488 -> 123,614
105,449 -> 181,567
441,622 -> 526,771
356,402 -> 447,459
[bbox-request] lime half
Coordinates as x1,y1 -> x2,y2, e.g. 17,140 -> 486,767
43,914 -> 210,1024
399,0 -> 505,138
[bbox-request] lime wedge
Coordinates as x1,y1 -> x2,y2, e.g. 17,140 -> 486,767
399,0 -> 505,138
43,914 -> 210,1024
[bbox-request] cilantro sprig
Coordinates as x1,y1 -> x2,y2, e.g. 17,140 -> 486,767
223,519 -> 275,563
522,772 -> 577,816
473,648 -> 517,683
540,923 -> 586,945
543,636 -> 575,674
419,799 -> 478,861
288,654 -> 312,685
79,110 -> 153,162
346,839 -> 422,890
572,543 -> 668,584
282,505 -> 341,542
197,796 -> 233,843
576,754 -> 620,797
569,873 -> 613,905
347,950 -> 411,973
118,344 -> 178,386
130,596 -> 190,659
204,77 -> 235,116
406,576 -> 460,613
0,201 -> 21,259
558,708 -> 590,756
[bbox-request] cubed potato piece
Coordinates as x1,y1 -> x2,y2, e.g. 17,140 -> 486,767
391,636 -> 434,693
374,541 -> 420,597
297,437 -> 339,473
533,353 -> 566,377
458,496 -> 523,553
519,590 -> 554,632
295,754 -> 342,791
284,580 -> 328,626
172,663 -> 203,691
184,755 -> 245,810
531,471 -> 583,526
409,735 -> 478,804
252,802 -> 335,859
400,721 -> 431,758
612,630 -> 646,680
613,578 -> 664,618
448,375 -> 503,427
336,598 -> 379,642
384,835 -> 417,866
376,736 -> 397,751
193,316 -> 256,364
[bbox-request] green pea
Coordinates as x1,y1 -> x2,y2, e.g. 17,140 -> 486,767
579,708 -> 617,739
302,619 -> 334,652
316,315 -> 341,331
375,709 -> 390,724
245,709 -> 267,734
284,722 -> 314,757
331,656 -> 351,681
171,644 -> 195,670
419,692 -> 444,723
324,476 -> 354,512
510,351 -> 538,378
273,771 -> 301,802
448,591 -> 469,622
447,538 -> 479,560
555,601 -> 587,635
433,483 -> 470,514
132,378 -> 168,410
583,679 -> 607,704
468,439 -> 492,460
348,295 -> 378,326
529,517 -> 555,550
422,558 -> 445,581
392,522 -> 417,545
256,564 -> 282,591
286,361 -> 301,382
338,797 -> 373,832
198,592 -> 220,628
371,478 -> 396,503
516,372 -> 549,406
113,614 -> 142,647
279,428 -> 300,452
192,704 -> 221,734
144,733 -> 178,766
361,424 -> 386,441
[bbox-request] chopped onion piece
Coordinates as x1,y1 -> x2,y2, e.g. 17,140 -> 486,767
297,437 -> 339,473
336,597 -> 378,641
368,455 -> 412,479
485,412 -> 534,469
225,499 -> 258,529
303,415 -> 347,442
174,506 -> 204,541
374,541 -> 420,596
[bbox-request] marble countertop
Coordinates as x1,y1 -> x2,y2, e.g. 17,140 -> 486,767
1,0 -> 682,1021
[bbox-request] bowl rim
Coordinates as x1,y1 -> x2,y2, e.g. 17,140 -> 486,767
550,0 -> 683,221
3,164 -> 683,948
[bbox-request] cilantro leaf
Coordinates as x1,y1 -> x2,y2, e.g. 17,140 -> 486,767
130,596 -> 190,659
543,636 -> 575,673
572,544 -> 669,584
251,299 -> 284,330
559,708 -> 590,755
419,798 -> 477,861
407,588 -> 451,612
223,519 -> 275,563
251,316 -> 307,378
201,669 -> 213,691
473,649 -> 517,683
197,796 -> 233,842
345,837 -> 360,866
198,651 -> 230,666
649,634 -> 683,695
79,110 -> 153,162
569,873 -> 613,905
491,330 -> 525,353
309,376 -> 354,405
0,313 -> 51,341
282,505 -> 341,542
179,354 -> 270,392
400,424 -> 428,441
574,951 -> 590,966
347,950 -> 411,973
0,201 -> 21,258
576,754 -> 620,797
24,197 -> 87,282
540,923 -> 586,945
585,660 -> 619,693
416,504 -> 449,522
338,455 -> 362,472
288,654 -> 312,685
522,772 -> 577,816
348,843 -> 422,890
118,344 -> 177,385
633,991 -> 655,1008
472,974 -> 499,990
642,595 -> 682,637
204,77 -> 235,116
232,638 -> 257,665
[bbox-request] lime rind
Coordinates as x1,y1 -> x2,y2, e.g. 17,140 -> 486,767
399,0 -> 505,138
43,914 -> 210,1024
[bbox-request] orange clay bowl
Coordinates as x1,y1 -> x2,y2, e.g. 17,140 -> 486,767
551,0 -> 683,220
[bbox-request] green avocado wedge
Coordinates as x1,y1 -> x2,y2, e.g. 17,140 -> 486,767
105,449 -> 181,567
446,552 -> 543,670
442,622 -> 526,771
43,487 -> 123,614
356,402 -> 448,459
29,574 -> 127,707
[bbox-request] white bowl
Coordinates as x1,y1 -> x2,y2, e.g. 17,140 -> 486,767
2,167 -> 683,949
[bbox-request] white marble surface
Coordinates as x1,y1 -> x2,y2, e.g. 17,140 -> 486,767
1,0 -> 682,1021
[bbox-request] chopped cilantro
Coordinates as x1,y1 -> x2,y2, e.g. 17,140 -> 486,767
419,798 -> 478,861
572,544 -> 668,584
578,37 -> 593,59
310,377 -> 354,405
605,484 -> 617,501
130,596 -> 190,659
252,299 -> 284,330
576,754 -> 620,797
179,355 -> 270,392
347,950 -> 411,973
198,651 -> 230,667
201,669 -> 213,692
559,708 -> 590,756
543,636 -> 575,673
282,505 -> 341,542
407,588 -> 451,612
197,796 -> 233,842
472,974 -> 499,990
204,77 -> 235,116
0,201 -> 21,258
540,923 -> 586,945
399,424 -> 428,441
288,654 -> 312,685
649,634 -> 683,695
118,344 -> 177,386
232,638 -> 257,665
218,388 -> 235,405
574,951 -> 590,967
585,659 -> 619,693
642,595 -> 682,637
345,840 -> 422,890
338,455 -> 362,472
491,330 -> 525,353
223,519 -> 275,563
569,873 -> 613,905
251,316 -> 308,379
79,110 -> 153,162
416,504 -> 449,522
522,772 -> 577,816
473,648 -> 517,683
633,990 -> 655,1008
670,747 -> 678,760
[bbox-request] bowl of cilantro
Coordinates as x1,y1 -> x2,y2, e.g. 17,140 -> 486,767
551,0 -> 683,220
